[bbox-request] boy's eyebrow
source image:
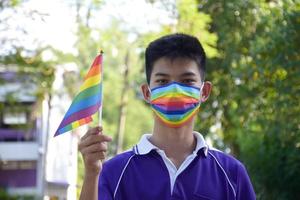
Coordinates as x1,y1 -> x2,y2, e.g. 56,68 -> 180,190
154,72 -> 170,77
180,72 -> 197,77
154,72 -> 197,77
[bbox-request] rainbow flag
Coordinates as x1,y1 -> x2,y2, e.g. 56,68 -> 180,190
54,52 -> 103,137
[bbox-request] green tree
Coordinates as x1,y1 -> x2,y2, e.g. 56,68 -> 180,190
72,4 -> 153,197
198,0 -> 300,199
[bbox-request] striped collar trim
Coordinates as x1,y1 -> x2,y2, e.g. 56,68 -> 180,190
133,131 -> 208,157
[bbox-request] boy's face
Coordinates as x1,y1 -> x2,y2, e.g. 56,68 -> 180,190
149,57 -> 202,88
142,57 -> 212,103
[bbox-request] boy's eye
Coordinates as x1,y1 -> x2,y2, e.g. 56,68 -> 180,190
182,79 -> 196,84
156,79 -> 169,85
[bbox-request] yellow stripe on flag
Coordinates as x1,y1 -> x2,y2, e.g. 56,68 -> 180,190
72,121 -> 80,129
79,74 -> 101,92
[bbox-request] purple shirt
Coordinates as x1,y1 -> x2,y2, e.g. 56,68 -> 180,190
98,146 -> 255,200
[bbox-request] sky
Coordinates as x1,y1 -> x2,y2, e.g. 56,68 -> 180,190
0,0 -> 175,55
0,0 -> 75,54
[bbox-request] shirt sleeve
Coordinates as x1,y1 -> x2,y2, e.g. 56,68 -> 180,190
98,169 -> 113,200
236,163 -> 256,200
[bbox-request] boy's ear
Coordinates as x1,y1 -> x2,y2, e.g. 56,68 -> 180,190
141,84 -> 151,103
201,81 -> 212,102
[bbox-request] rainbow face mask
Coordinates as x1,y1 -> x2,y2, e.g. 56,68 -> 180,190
149,82 -> 203,128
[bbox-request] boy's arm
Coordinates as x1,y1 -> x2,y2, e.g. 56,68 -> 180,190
80,172 -> 100,200
78,126 -> 112,200
236,163 -> 256,200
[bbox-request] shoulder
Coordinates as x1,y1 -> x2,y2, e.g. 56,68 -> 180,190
207,147 -> 245,170
206,148 -> 256,199
206,147 -> 248,182
99,150 -> 136,193
206,148 -> 253,191
207,148 -> 247,181
98,150 -> 136,197
102,150 -> 135,175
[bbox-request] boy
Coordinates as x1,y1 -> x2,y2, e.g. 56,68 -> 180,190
79,33 -> 256,200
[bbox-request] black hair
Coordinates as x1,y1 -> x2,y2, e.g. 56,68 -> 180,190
145,33 -> 206,84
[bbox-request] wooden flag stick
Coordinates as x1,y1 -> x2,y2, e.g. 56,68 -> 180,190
98,50 -> 104,126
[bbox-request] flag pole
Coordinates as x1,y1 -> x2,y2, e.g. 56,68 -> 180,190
99,50 -> 104,127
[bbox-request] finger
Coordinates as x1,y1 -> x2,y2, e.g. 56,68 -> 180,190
80,134 -> 112,148
79,134 -> 109,151
86,151 -> 107,162
81,142 -> 108,154
81,126 -> 103,140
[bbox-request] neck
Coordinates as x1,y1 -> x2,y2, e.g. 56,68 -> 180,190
149,117 -> 196,168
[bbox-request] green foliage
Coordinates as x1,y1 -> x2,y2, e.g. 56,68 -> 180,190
73,20 -> 154,151
197,0 -> 300,199
0,0 -> 22,10
177,0 -> 219,58
1,0 -> 299,199
123,89 -> 153,149
74,18 -> 153,198
0,188 -> 36,200
0,47 -> 57,121
140,0 -> 218,62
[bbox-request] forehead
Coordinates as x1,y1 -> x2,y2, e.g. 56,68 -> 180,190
151,57 -> 201,77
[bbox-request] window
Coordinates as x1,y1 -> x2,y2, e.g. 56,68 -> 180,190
3,111 -> 27,125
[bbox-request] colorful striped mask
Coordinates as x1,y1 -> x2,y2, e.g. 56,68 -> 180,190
149,82 -> 203,128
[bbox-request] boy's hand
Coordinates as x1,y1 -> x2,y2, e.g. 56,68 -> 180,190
78,126 -> 112,177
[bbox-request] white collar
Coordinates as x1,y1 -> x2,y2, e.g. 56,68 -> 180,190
134,131 -> 208,157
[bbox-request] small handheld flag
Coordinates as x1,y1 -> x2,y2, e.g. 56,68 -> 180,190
54,52 -> 103,137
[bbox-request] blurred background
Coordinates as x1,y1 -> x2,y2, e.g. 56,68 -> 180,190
0,0 -> 299,199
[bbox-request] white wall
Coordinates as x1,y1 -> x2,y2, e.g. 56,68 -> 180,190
44,67 -> 79,200
0,142 -> 39,161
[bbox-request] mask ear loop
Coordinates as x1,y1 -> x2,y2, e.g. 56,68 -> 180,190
146,85 -> 152,104
200,82 -> 205,103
